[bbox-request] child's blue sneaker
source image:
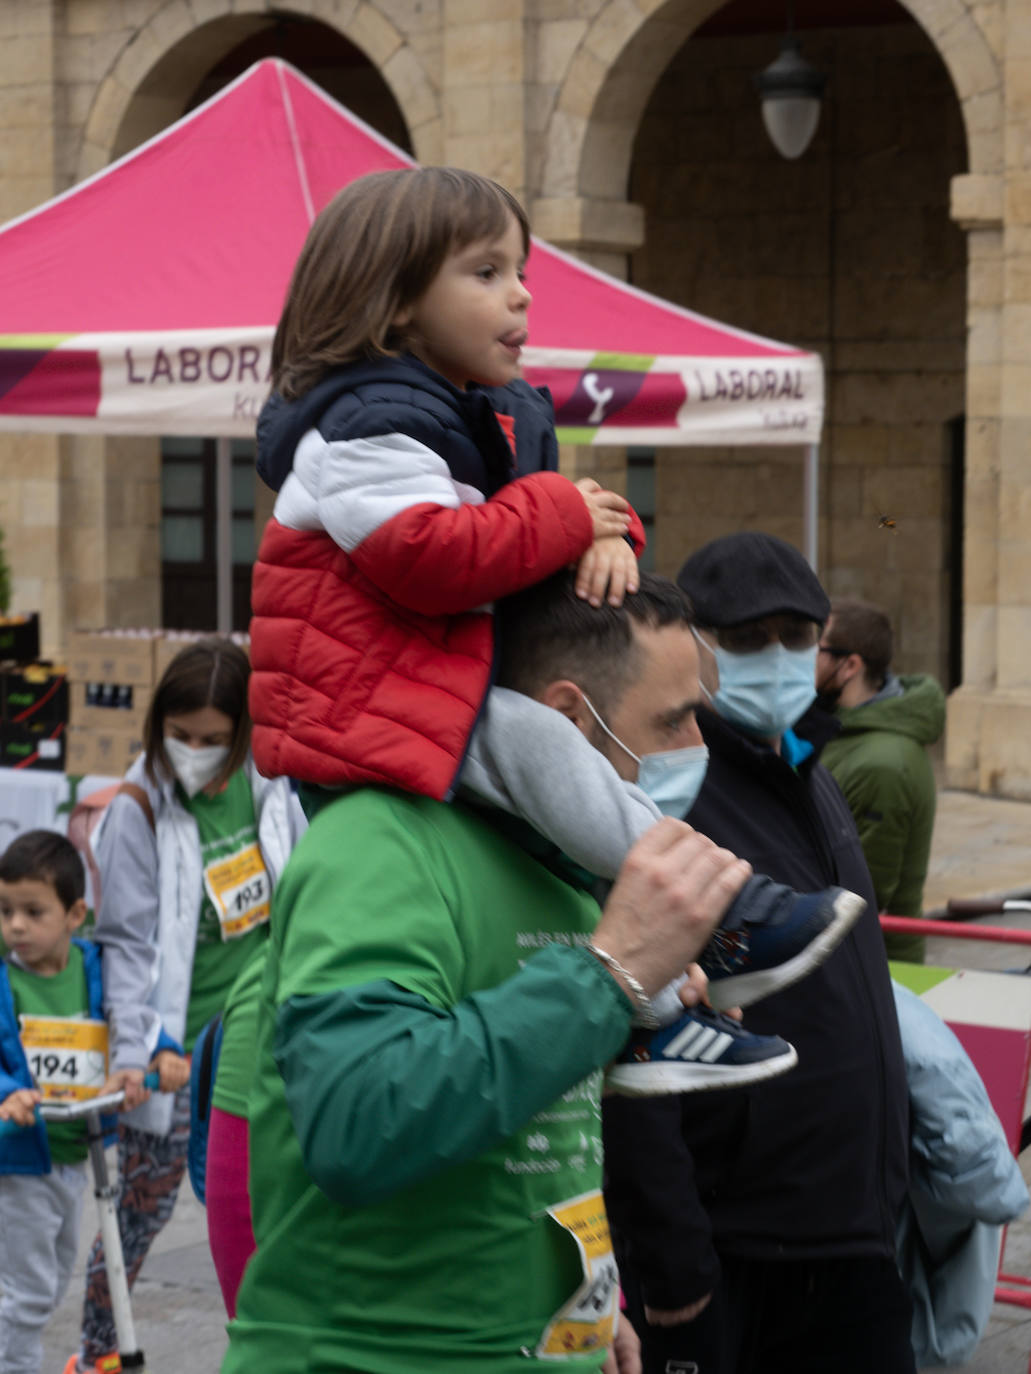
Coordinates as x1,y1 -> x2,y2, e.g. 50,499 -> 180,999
605,1005 -> 797,1096
702,886 -> 865,1012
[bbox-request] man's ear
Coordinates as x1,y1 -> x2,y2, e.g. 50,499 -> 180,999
842,652 -> 865,685
538,680 -> 593,737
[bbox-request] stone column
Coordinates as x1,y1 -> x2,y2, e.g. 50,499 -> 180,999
945,81 -> 1031,796
442,0 -> 530,200
0,0 -> 65,653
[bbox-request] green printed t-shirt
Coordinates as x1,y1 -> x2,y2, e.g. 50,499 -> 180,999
210,942 -> 268,1118
227,790 -> 618,1374
8,944 -> 91,1163
183,770 -> 269,1050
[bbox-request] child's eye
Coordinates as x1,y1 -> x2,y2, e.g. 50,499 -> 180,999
476,265 -> 497,281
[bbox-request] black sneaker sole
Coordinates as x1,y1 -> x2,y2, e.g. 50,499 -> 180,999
604,1042 -> 798,1097
707,890 -> 866,1012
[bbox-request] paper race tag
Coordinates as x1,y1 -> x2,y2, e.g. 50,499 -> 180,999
19,1016 -> 109,1101
536,1190 -> 619,1359
202,842 -> 271,940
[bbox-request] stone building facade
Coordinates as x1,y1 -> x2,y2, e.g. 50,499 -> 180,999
0,0 -> 1027,796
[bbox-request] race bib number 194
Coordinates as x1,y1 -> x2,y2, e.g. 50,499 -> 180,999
19,1016 -> 108,1101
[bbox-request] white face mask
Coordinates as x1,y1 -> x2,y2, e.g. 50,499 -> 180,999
580,693 -> 710,819
164,737 -> 230,798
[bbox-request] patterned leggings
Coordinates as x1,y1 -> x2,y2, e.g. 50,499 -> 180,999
79,1086 -> 190,1366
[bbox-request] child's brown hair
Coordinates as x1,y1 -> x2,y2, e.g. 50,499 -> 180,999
143,638 -> 251,789
272,166 -> 530,400
0,830 -> 85,911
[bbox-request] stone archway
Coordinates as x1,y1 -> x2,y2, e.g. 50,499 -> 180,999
539,0 -> 1000,210
535,0 -> 1016,790
54,1 -> 443,643
78,0 -> 441,182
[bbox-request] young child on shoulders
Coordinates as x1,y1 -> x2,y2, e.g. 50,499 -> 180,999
0,830 -> 185,1374
249,166 -> 864,1095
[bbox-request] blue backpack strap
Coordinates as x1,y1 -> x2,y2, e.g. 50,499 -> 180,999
187,1011 -> 224,1206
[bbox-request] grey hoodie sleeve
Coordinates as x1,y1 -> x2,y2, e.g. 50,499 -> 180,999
93,793 -> 164,1072
460,685 -> 661,880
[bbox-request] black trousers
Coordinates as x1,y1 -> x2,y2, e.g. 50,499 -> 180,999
622,1253 -> 917,1374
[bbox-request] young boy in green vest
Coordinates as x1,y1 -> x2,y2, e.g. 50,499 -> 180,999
0,829 -> 182,1374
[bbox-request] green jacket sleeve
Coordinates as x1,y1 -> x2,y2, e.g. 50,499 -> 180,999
274,942 -> 633,1209
851,784 -> 911,912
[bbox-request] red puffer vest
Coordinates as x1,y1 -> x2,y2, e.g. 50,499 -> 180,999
249,359 -> 598,799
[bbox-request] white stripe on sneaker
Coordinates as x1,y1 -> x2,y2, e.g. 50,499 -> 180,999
664,1024 -> 720,1060
662,1022 -> 706,1058
701,1032 -> 734,1063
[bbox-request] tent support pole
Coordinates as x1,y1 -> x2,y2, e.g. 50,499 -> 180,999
216,437 -> 232,635
804,443 -> 820,570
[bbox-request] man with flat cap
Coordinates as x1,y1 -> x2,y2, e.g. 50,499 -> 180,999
603,532 -> 913,1374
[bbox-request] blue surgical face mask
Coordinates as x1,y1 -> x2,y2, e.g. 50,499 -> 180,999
693,630 -> 818,740
580,693 -> 710,819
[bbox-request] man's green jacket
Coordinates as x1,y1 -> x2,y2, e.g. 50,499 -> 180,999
821,674 -> 945,962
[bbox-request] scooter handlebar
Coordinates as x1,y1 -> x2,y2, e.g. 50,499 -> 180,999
0,1070 -> 162,1134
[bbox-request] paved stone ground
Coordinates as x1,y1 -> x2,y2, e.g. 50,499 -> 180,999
29,789 -> 1031,1372
42,1184 -> 228,1372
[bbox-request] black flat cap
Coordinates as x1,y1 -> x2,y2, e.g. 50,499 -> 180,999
677,531 -> 830,628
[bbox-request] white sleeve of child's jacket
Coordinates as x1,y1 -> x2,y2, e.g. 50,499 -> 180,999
272,428 -> 484,552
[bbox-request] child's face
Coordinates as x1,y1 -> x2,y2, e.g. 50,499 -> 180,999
0,878 -> 85,976
395,211 -> 531,390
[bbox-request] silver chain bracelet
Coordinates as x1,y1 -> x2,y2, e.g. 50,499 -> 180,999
585,943 -> 659,1028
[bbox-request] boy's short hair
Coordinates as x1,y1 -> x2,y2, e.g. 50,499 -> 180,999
0,829 -> 86,911
496,570 -> 694,716
272,166 -> 530,400
827,597 -> 894,689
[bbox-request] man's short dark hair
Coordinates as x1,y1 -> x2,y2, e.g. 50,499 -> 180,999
827,598 -> 893,689
0,829 -> 86,911
496,570 -> 693,714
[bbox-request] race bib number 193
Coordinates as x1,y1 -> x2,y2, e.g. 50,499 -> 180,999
203,842 -> 271,941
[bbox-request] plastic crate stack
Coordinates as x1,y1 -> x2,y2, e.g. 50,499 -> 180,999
0,613 -> 70,772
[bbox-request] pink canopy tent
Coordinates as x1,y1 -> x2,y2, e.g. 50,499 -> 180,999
0,58 -> 823,449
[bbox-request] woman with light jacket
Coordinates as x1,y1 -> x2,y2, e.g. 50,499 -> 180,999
65,639 -> 306,1374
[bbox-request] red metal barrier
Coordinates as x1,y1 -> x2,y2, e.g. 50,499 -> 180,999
881,914 -> 1031,947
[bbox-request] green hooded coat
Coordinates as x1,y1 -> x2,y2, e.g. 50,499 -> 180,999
821,674 -> 946,963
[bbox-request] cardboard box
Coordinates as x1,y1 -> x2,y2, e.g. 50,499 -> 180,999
69,681 -> 153,734
65,726 -> 143,778
0,613 -> 40,664
69,632 -> 156,687
0,720 -> 65,772
2,663 -> 69,725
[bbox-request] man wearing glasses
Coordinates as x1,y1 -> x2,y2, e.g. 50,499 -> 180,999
816,598 -> 946,964
603,532 -> 913,1374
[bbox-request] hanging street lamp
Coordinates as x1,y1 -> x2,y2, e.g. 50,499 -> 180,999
754,13 -> 826,160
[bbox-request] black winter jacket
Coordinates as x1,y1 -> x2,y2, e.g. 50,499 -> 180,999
256,352 -> 559,497
603,706 -> 910,1309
